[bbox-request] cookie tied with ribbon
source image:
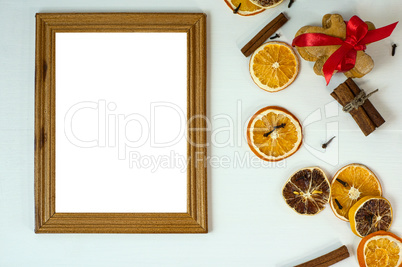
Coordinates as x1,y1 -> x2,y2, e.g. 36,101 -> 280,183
292,14 -> 398,85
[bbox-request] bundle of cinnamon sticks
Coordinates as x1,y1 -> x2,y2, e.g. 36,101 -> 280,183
331,78 -> 385,136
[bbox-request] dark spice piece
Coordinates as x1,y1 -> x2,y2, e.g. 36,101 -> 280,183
366,214 -> 373,225
336,178 -> 348,188
288,0 -> 294,8
263,123 -> 286,137
335,199 -> 343,210
392,44 -> 397,56
270,33 -> 280,39
322,136 -> 336,149
233,3 -> 241,14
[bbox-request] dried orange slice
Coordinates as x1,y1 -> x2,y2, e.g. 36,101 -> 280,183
249,42 -> 299,92
357,231 -> 402,267
224,0 -> 265,16
349,196 -> 393,238
329,164 -> 382,221
282,167 -> 331,215
246,106 -> 302,161
250,0 -> 284,9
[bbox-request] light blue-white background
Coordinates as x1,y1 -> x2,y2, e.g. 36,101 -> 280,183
1,0 -> 402,266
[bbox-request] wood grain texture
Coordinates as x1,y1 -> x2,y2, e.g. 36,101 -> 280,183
35,13 -> 207,233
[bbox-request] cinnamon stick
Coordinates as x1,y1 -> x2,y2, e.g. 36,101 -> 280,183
331,79 -> 381,136
345,78 -> 385,128
241,13 -> 288,57
294,245 -> 349,267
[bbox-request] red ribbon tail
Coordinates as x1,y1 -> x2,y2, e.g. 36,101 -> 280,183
359,22 -> 399,44
322,45 -> 354,85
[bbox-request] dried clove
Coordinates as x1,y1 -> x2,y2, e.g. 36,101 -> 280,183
392,44 -> 397,56
233,3 -> 241,14
322,136 -> 336,149
336,178 -> 348,187
263,123 -> 286,137
270,33 -> 280,39
335,199 -> 343,209
288,0 -> 294,8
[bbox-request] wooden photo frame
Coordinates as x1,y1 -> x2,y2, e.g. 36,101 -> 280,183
35,13 -> 207,233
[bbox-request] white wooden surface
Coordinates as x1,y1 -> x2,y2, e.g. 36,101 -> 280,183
1,0 -> 401,266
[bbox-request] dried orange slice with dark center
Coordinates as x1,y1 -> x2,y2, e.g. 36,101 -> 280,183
349,196 -> 393,238
282,167 -> 331,215
250,0 -> 284,9
224,0 -> 265,16
330,164 -> 382,221
358,231 -> 402,267
246,106 -> 302,161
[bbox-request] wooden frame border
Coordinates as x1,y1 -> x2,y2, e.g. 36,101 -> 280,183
35,13 -> 207,233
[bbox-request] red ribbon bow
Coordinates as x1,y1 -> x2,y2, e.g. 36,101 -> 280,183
292,16 -> 398,85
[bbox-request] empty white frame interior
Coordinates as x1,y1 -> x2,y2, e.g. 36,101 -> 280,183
55,32 -> 188,212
